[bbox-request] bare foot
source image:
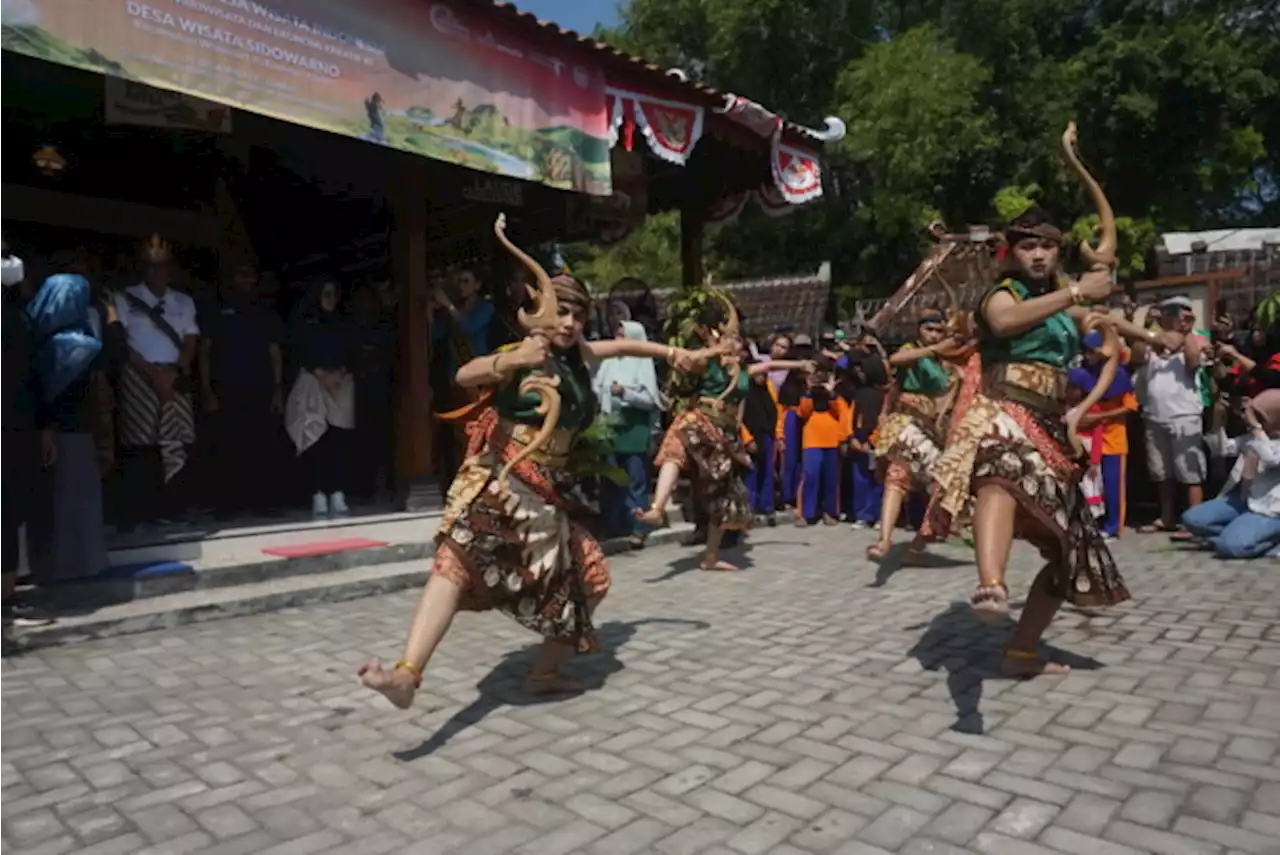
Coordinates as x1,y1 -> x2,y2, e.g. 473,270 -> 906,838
634,507 -> 667,528
524,673 -> 586,696
357,659 -> 417,710
1001,654 -> 1071,678
700,559 -> 742,572
822,515 -> 839,526
866,540 -> 892,560
970,583 -> 1009,625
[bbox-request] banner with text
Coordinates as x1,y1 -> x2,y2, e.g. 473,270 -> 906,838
2,0 -> 612,194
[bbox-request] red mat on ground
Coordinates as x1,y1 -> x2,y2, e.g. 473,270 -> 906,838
262,538 -> 389,559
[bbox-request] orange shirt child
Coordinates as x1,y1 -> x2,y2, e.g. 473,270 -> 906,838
797,395 -> 851,450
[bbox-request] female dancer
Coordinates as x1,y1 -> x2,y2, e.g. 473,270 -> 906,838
635,301 -> 814,571
359,219 -> 723,708
867,312 -> 974,559
928,204 -> 1179,677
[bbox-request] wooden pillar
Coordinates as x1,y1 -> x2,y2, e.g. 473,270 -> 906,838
392,156 -> 440,511
680,199 -> 705,288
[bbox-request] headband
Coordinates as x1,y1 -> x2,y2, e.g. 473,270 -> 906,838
1005,222 -> 1064,244
551,273 -> 590,309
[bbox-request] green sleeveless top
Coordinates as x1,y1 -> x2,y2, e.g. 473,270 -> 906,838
492,349 -> 598,432
897,344 -> 951,395
697,361 -> 750,404
977,278 -> 1079,370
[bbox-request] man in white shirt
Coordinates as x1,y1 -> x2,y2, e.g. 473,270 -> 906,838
114,235 -> 199,528
1137,296 -> 1208,533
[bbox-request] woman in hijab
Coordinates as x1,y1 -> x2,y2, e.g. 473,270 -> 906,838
593,319 -> 663,547
27,273 -> 125,582
286,276 -> 356,518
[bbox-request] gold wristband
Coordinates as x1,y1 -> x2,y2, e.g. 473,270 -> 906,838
1068,283 -> 1084,306
492,353 -> 504,377
666,346 -> 676,365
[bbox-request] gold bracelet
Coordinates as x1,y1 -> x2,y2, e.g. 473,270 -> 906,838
394,660 -> 423,687
1068,283 -> 1084,306
666,346 -> 676,365
492,353 -> 504,377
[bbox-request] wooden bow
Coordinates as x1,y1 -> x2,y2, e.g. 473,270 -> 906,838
712,290 -> 742,402
1060,121 -> 1120,456
492,213 -> 562,489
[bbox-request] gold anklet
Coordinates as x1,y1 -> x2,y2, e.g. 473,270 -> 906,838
394,660 -> 423,687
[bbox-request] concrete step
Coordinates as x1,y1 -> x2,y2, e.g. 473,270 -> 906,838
9,524 -> 696,651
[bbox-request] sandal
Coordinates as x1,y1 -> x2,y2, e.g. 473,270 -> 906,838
1137,522 -> 1176,534
627,532 -> 647,550
1002,648 -> 1071,678
970,580 -> 1009,625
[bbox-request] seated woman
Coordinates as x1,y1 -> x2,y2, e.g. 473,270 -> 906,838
359,233 -> 723,708
1182,390 -> 1280,558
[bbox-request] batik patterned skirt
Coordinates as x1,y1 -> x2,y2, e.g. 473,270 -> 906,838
875,396 -> 948,494
928,362 -> 1129,608
655,403 -> 753,530
435,408 -> 609,652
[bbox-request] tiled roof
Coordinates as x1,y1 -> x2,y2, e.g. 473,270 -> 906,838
477,1 -> 827,146
606,268 -> 833,341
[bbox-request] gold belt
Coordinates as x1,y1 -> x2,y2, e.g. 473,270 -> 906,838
695,397 -> 738,429
983,362 -> 1065,414
501,420 -> 573,467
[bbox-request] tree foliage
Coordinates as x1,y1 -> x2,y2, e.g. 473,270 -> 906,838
587,0 -> 1278,296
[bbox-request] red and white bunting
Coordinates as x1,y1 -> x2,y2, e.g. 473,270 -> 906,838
769,131 -> 823,205
606,84 -> 705,166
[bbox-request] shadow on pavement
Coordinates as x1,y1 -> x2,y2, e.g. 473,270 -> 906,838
869,542 -> 971,589
393,617 -> 710,762
906,602 -> 1104,735
645,538 -> 756,583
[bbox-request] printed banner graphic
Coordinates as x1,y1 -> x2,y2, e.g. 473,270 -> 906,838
2,0 -> 612,194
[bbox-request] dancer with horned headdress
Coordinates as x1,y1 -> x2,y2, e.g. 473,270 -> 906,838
865,223 -> 982,561
359,216 -> 727,708
926,125 -> 1183,676
635,294 -> 815,571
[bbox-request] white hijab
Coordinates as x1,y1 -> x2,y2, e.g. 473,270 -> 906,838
593,320 -> 662,418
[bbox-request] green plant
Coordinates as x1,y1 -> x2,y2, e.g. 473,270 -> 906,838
568,415 -> 628,485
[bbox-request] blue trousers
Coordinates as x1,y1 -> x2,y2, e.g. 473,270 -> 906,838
1099,454 -> 1126,537
801,447 -> 839,522
780,410 -> 802,506
1182,494 -> 1280,559
601,452 -> 651,538
746,436 -> 776,514
849,451 -> 883,523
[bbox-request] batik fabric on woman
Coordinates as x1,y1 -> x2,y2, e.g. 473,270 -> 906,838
928,278 -> 1129,608
654,361 -> 754,531
434,284 -> 609,652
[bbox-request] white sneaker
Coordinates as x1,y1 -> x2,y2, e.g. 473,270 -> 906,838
850,520 -> 868,530
311,492 -> 329,518
329,491 -> 349,516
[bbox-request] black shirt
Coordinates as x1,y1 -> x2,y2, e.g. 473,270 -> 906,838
206,300 -> 283,396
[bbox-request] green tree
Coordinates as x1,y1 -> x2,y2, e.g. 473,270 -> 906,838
562,211 -> 689,289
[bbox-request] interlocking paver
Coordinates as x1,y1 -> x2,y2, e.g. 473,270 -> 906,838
3,527 -> 1277,855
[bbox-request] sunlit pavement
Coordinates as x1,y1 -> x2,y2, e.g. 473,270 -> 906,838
4,526 -> 1279,855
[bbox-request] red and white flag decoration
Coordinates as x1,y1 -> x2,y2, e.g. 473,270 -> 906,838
769,131 -> 824,205
607,85 -> 706,166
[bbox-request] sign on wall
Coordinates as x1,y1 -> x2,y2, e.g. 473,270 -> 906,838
3,0 -> 612,194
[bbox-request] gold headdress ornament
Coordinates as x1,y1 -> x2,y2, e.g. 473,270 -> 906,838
492,213 -> 563,490
1060,121 -> 1120,455
711,290 -> 742,402
141,234 -> 173,265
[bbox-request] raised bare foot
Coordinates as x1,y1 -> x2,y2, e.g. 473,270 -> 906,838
357,659 -> 417,709
866,540 -> 892,560
969,582 -> 1009,625
1001,653 -> 1071,678
524,673 -> 587,695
